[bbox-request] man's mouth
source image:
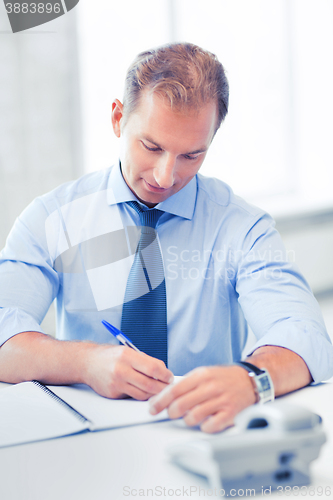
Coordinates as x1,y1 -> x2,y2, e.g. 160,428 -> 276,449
143,179 -> 170,193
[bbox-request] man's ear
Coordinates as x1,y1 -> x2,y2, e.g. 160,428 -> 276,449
111,99 -> 124,138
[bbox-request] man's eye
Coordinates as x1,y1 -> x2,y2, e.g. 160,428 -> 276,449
183,154 -> 199,160
142,142 -> 161,152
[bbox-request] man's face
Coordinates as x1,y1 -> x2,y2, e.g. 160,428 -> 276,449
111,91 -> 218,207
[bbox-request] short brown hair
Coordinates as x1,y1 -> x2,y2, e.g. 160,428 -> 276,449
123,42 -> 229,131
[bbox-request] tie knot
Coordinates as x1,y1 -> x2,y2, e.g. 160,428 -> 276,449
127,201 -> 163,229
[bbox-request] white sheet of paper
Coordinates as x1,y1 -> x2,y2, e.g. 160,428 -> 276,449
49,384 -> 169,430
0,382 -> 89,448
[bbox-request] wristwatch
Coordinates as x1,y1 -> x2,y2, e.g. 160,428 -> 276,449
236,361 -> 275,404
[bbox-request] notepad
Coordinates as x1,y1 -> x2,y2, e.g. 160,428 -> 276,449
0,381 -> 170,448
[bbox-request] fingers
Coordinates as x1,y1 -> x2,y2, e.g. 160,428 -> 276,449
183,395 -> 234,431
149,367 -> 210,415
118,367 -> 170,400
86,344 -> 174,401
149,382 -> 234,432
114,381 -> 156,401
114,348 -> 173,396
131,351 -> 174,384
149,366 -> 256,433
200,408 -> 234,433
149,383 -> 204,417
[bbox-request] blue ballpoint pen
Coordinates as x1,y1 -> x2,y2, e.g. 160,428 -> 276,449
101,320 -> 141,352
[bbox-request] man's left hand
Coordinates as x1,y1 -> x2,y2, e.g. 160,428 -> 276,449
149,365 -> 256,433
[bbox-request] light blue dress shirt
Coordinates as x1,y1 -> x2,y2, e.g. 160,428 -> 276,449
1,163 -> 332,380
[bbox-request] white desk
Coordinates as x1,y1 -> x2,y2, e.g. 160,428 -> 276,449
0,381 -> 333,500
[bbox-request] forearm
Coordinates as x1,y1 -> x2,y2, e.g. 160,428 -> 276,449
0,331 -> 94,385
0,331 -> 173,400
149,345 -> 313,432
247,345 -> 312,397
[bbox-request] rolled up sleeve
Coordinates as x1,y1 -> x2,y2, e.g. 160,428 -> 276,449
0,198 -> 59,345
235,214 -> 333,383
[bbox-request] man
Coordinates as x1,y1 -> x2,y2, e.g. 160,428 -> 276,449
0,43 -> 332,433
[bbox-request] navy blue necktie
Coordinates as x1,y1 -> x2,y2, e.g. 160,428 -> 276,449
121,201 -> 168,366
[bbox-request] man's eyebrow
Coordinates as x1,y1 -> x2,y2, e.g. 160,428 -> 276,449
143,136 -> 208,155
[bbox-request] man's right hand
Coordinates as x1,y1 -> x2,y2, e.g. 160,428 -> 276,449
0,331 -> 174,401
84,344 -> 174,400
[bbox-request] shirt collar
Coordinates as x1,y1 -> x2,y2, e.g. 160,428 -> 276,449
106,161 -> 196,220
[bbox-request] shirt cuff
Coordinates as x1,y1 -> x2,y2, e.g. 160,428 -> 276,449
245,322 -> 333,385
0,307 -> 46,347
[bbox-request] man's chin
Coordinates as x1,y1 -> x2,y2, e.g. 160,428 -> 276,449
136,183 -> 175,207
136,190 -> 171,208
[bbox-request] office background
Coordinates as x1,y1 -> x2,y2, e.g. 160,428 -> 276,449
0,0 -> 333,341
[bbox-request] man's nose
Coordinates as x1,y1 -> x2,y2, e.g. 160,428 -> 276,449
153,154 -> 176,188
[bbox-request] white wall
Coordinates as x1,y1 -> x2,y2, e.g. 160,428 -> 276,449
76,0 -> 171,174
277,214 -> 333,296
0,6 -> 83,250
0,5 -> 83,336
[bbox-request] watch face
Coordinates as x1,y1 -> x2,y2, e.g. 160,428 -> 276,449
259,374 -> 271,392
254,371 -> 275,403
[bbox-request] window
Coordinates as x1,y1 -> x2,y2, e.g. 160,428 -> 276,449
78,0 -> 333,217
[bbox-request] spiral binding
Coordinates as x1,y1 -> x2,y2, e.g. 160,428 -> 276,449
32,380 -> 89,424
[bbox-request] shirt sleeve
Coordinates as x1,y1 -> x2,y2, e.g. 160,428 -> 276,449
0,198 -> 59,346
234,212 -> 333,384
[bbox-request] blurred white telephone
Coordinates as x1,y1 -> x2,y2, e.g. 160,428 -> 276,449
168,401 -> 326,494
